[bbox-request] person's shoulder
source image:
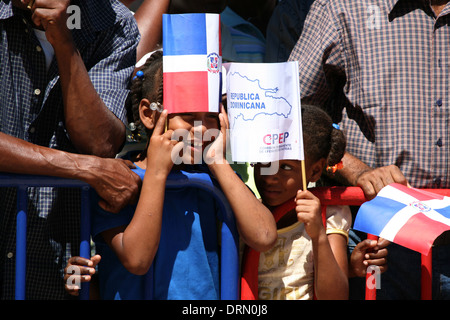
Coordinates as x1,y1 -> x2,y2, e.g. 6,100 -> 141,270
309,0 -> 353,13
77,0 -> 137,32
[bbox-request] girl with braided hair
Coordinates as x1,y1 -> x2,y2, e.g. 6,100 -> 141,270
65,52 -> 277,300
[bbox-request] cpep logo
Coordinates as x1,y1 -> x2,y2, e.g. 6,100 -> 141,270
263,132 -> 289,145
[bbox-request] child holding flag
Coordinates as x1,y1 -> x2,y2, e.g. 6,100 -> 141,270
241,104 -> 387,300
65,49 -> 277,300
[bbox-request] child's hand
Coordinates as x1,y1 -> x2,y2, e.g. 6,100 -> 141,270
295,190 -> 324,239
64,254 -> 101,296
349,238 -> 389,277
205,105 -> 229,166
147,110 -> 184,176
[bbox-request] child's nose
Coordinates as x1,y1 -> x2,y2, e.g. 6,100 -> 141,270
262,174 -> 279,185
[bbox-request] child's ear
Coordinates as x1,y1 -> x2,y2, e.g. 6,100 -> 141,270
139,98 -> 158,130
309,158 -> 327,183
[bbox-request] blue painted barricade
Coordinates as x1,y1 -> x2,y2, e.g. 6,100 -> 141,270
0,171 -> 239,300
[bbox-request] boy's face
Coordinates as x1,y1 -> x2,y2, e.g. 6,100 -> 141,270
168,112 -> 220,165
254,160 -> 305,209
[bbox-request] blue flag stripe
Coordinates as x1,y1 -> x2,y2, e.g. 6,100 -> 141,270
163,14 -> 207,56
354,196 -> 407,236
434,206 -> 450,219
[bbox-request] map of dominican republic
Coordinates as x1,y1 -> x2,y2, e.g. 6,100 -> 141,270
227,71 -> 293,127
224,62 -> 303,163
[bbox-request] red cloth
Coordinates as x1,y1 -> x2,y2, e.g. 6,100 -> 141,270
240,198 -> 296,300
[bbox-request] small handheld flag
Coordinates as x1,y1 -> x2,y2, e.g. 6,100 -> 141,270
224,62 -> 303,164
163,13 -> 222,114
354,183 -> 450,255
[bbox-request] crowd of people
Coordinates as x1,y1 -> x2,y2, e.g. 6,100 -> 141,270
0,0 -> 449,300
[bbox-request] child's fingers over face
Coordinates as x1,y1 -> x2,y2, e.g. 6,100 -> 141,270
152,110 -> 168,136
219,104 -> 229,130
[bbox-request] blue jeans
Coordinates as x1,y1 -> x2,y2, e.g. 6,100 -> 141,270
348,229 -> 450,299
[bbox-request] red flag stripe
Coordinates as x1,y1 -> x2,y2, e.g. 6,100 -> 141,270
393,212 -> 450,255
163,72 -> 209,113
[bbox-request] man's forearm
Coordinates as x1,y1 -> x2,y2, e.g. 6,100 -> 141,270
55,42 -> 125,158
0,132 -> 113,186
134,0 -> 170,61
331,152 -> 372,186
29,0 -> 126,157
0,132 -> 98,181
331,152 -> 408,200
0,132 -> 141,213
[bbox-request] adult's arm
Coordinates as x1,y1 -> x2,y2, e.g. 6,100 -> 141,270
133,0 -> 170,62
0,132 -> 141,213
30,0 -> 138,157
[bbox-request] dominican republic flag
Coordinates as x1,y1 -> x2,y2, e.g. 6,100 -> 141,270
162,13 -> 222,114
354,183 -> 450,255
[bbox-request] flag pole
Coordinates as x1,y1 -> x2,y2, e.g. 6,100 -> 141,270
301,160 -> 307,191
421,252 -> 432,300
365,233 -> 378,300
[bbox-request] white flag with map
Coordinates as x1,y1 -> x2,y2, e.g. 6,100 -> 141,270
224,62 -> 303,163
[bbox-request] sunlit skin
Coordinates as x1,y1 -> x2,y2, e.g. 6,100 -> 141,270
254,160 -> 307,210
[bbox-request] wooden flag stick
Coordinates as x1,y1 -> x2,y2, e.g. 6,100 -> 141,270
301,160 -> 307,191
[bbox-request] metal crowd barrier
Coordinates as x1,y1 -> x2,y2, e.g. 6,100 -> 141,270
0,173 -> 92,300
1,171 -> 239,300
4,171 -> 449,300
311,186 -> 450,300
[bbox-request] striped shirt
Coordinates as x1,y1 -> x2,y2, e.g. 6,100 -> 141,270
0,0 -> 138,299
289,0 -> 449,189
